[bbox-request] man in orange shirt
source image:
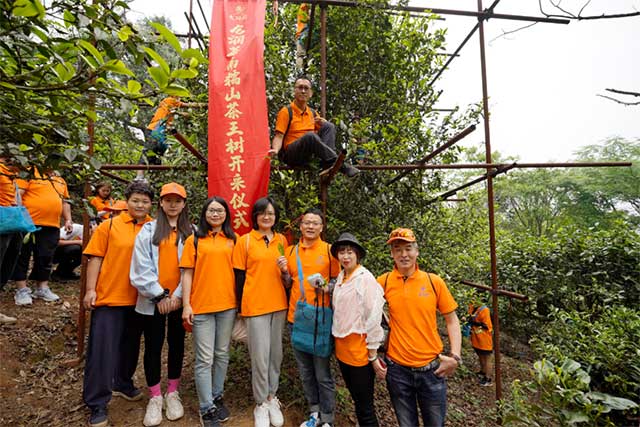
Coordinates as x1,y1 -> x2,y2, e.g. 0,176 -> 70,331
377,228 -> 462,427
12,167 -> 73,305
284,208 -> 340,427
269,77 -> 359,178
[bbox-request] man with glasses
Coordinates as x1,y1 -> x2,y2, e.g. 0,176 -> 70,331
269,77 -> 360,178
377,228 -> 462,427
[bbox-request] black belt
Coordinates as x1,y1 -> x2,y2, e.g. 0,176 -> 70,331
386,357 -> 440,372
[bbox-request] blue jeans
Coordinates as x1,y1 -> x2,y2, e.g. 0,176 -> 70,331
385,358 -> 447,427
292,344 -> 335,423
192,308 -> 236,413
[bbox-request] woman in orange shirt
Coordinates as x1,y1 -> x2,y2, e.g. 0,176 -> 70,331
130,183 -> 193,426
232,196 -> 289,427
82,181 -> 154,427
331,233 -> 385,427
89,181 -> 114,221
180,196 -> 237,427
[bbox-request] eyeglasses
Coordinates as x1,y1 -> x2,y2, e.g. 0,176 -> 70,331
206,208 -> 226,215
301,221 -> 322,227
295,85 -> 311,91
258,211 -> 276,218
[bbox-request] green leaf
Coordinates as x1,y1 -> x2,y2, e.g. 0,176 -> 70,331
63,9 -> 75,27
181,48 -> 207,64
163,84 -> 190,97
80,54 -> 99,69
170,69 -> 198,79
85,110 -> 97,121
30,27 -> 48,42
78,40 -> 104,65
188,57 -> 199,69
117,25 -> 134,42
103,59 -> 134,77
589,392 -> 639,411
0,82 -> 16,89
148,66 -> 169,88
12,0 -> 45,18
53,62 -> 75,82
144,47 -> 170,75
127,80 -> 142,94
63,148 -> 77,162
89,157 -> 102,170
149,22 -> 182,54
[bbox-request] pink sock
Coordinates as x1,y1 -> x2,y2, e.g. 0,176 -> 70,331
167,378 -> 180,394
149,383 -> 162,398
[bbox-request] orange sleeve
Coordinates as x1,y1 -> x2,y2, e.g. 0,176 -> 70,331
16,178 -> 28,190
83,220 -> 110,257
179,235 -> 196,268
274,107 -> 289,135
232,234 -> 248,270
432,275 -> 458,314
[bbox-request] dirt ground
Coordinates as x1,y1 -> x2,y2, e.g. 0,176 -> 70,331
0,280 -> 530,427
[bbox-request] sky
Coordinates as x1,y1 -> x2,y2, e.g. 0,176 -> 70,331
128,0 -> 639,162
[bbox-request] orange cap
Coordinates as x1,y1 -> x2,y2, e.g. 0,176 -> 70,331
160,182 -> 187,199
104,200 -> 128,211
386,228 -> 416,244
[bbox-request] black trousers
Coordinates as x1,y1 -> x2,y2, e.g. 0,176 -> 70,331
278,121 -> 338,168
0,231 -> 23,287
141,308 -> 185,386
11,225 -> 59,281
83,306 -> 143,411
338,360 -> 379,427
53,244 -> 82,277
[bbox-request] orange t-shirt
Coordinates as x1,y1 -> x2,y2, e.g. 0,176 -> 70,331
274,102 -> 320,148
0,163 -> 17,207
158,230 -> 181,293
286,239 -> 340,323
335,333 -> 368,367
469,305 -> 493,351
83,212 -> 152,306
17,171 -> 69,228
232,230 -> 289,317
90,196 -> 114,220
180,232 -> 236,315
377,268 -> 458,368
148,97 -> 183,130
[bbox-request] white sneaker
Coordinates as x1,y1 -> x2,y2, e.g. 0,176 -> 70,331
14,288 -> 33,306
32,286 -> 60,302
253,402 -> 270,427
165,391 -> 184,421
267,397 -> 284,427
143,395 -> 163,427
299,412 -> 319,427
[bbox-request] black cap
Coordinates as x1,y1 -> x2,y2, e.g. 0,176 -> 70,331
331,232 -> 366,260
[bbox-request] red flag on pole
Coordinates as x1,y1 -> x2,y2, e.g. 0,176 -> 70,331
208,1 -> 270,235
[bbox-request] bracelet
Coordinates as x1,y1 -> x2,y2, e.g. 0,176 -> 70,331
368,354 -> 378,362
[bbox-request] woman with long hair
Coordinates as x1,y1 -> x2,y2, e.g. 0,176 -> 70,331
130,182 -> 193,426
232,196 -> 290,427
181,196 -> 237,427
82,181 -> 154,427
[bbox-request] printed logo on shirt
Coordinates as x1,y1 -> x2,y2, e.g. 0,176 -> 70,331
315,255 -> 325,265
418,285 -> 429,298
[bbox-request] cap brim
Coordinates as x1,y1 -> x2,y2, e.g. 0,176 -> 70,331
386,237 -> 416,245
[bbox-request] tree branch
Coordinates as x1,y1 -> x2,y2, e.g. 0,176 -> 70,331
597,88 -> 640,106
539,0 -> 640,20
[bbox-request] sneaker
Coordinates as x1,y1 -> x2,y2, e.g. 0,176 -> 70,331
480,376 -> 493,387
254,402 -> 270,427
14,288 -> 33,306
340,163 -> 360,178
143,396 -> 163,427
213,396 -> 230,422
89,407 -> 108,427
200,407 -> 220,427
0,313 -> 17,324
33,286 -> 60,302
300,412 -> 319,427
165,391 -> 184,421
267,397 -> 284,427
113,387 -> 143,401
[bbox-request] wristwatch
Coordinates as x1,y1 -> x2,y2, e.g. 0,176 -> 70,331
151,288 -> 170,304
449,353 -> 463,366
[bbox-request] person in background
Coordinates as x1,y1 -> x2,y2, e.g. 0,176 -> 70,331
104,200 -> 128,218
233,196 -> 289,427
12,166 -> 72,305
330,232 -> 385,427
377,228 -> 462,427
284,208 -> 340,427
0,156 -> 22,290
51,223 -> 84,282
467,299 -> 493,387
130,183 -> 193,426
89,181 -> 114,221
82,181 -> 154,427
181,196 -> 237,427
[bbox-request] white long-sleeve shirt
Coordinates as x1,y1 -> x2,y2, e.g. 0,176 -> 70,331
332,265 -> 385,350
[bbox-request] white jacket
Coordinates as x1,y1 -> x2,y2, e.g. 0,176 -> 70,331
130,221 -> 186,315
331,265 -> 385,350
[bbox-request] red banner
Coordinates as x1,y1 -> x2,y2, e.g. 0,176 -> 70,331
208,1 -> 270,235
